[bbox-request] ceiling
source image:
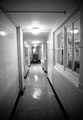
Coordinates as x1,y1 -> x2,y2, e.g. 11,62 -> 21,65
0,0 -> 79,43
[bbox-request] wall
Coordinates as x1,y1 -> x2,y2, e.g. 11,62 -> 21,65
47,33 -> 53,82
24,47 -> 29,77
0,9 -> 19,120
24,45 -> 30,77
52,68 -> 83,120
47,5 -> 83,120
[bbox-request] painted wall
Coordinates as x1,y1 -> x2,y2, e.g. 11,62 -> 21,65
47,37 -> 83,119
0,9 -> 19,120
24,47 -> 29,77
24,45 -> 30,77
47,5 -> 83,120
52,68 -> 83,120
47,33 -> 53,82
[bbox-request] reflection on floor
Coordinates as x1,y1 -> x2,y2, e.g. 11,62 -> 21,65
12,64 -> 66,120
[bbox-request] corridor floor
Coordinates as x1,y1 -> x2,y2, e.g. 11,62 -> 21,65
12,64 -> 66,120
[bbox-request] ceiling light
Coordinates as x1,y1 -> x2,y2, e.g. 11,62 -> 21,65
32,41 -> 41,44
32,27 -> 40,34
0,31 -> 6,36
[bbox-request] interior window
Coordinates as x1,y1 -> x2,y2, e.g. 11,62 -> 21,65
74,19 -> 80,73
67,25 -> 72,69
57,31 -> 64,65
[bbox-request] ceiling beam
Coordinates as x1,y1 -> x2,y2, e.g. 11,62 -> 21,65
7,10 -> 66,14
0,6 -> 16,27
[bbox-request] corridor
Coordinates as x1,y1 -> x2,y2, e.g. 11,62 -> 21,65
12,64 -> 66,120
0,0 -> 83,120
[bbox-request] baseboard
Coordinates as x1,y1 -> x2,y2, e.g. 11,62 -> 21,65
9,87 -> 25,120
44,70 -> 47,73
47,76 -> 70,120
42,68 -> 47,74
24,69 -> 29,79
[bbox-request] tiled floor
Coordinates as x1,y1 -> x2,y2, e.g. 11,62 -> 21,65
12,64 -> 66,120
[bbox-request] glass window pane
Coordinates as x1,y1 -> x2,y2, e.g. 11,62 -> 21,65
67,25 -> 73,70
74,48 -> 80,73
57,31 -> 64,48
74,20 -> 80,47
74,19 -> 80,74
67,49 -> 72,69
57,49 -> 64,65
57,30 -> 64,65
67,25 -> 72,48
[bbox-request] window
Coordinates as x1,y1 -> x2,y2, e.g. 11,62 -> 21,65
74,19 -> 80,73
57,31 -> 64,65
56,18 -> 80,75
66,19 -> 80,73
67,25 -> 73,69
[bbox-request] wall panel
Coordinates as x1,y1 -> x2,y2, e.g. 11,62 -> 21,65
0,9 -> 19,120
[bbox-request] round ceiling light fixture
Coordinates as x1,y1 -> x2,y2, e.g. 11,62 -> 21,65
0,31 -> 6,36
32,27 -> 40,34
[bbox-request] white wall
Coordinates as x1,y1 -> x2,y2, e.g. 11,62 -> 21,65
52,68 -> 83,120
0,9 -> 19,120
24,45 -> 31,77
47,33 -> 53,82
47,5 -> 83,120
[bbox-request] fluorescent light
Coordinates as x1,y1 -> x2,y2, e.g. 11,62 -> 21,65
0,31 -> 6,36
32,27 -> 40,34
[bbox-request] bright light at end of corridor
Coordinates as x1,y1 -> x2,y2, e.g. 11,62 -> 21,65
33,44 -> 37,47
32,41 -> 41,44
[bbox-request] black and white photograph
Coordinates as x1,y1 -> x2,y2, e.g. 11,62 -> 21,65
0,0 -> 82,120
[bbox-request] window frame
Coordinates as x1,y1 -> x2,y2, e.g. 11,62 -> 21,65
56,28 -> 64,67
55,18 -> 80,80
65,19 -> 80,76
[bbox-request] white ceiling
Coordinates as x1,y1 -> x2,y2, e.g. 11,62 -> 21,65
0,0 -> 79,43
